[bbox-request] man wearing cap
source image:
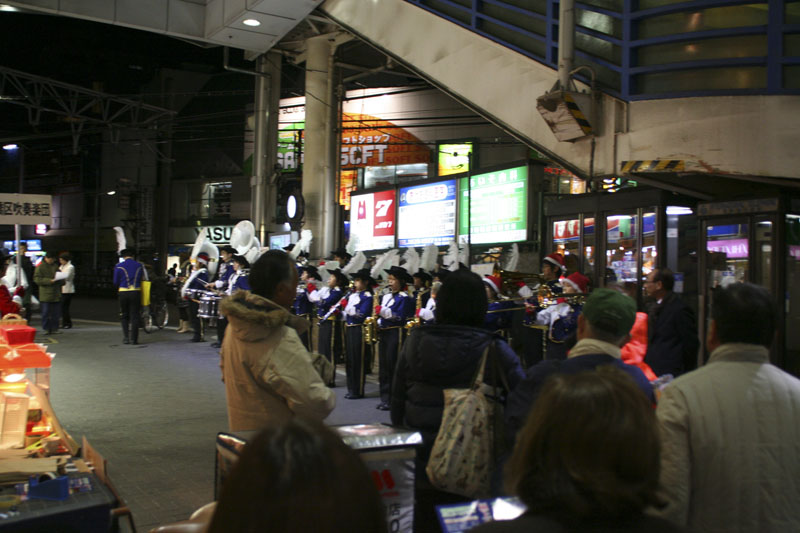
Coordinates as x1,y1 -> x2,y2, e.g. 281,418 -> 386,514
343,268 -> 375,399
293,265 -> 321,351
529,271 -> 590,360
519,252 -> 566,367
181,253 -> 210,343
505,288 -> 654,443
376,265 -> 415,410
113,248 -> 146,344
483,274 -> 514,337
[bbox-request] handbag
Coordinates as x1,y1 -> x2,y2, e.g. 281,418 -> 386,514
426,343 -> 499,499
309,351 -> 335,385
140,280 -> 152,306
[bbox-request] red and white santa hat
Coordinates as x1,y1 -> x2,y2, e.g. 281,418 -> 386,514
542,252 -> 565,269
483,274 -> 502,295
196,252 -> 210,266
562,272 -> 589,293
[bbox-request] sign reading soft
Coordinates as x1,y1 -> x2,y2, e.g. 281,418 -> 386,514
350,190 -> 397,251
398,180 -> 456,247
458,166 -> 528,244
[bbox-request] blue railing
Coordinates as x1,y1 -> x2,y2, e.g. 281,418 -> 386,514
404,0 -> 800,100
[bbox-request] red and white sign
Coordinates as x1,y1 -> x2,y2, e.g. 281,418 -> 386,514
350,190 -> 396,251
553,219 -> 580,241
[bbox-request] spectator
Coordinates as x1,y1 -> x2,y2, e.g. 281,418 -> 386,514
34,251 -> 64,335
207,417 -> 387,533
0,254 -> 22,317
17,242 -> 35,322
472,370 -> 681,532
391,269 -> 524,531
218,250 -> 335,431
505,288 -> 655,445
653,283 -> 800,531
59,252 -> 75,329
643,268 -> 699,377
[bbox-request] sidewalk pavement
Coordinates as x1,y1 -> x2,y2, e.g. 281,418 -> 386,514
41,296 -> 390,531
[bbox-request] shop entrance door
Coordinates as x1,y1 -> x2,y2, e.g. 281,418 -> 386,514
700,215 -> 777,362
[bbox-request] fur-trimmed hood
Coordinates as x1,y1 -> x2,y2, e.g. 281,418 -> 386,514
220,291 -> 308,343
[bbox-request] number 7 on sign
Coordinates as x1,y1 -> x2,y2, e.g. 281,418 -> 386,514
375,200 -> 393,217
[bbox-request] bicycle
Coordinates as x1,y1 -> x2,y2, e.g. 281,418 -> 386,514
141,298 -> 169,333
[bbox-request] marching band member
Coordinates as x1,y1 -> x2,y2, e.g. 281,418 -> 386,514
209,245 -> 237,348
519,252 -> 565,367
181,253 -> 210,343
411,269 -> 432,310
343,268 -> 375,399
530,271 -> 589,360
375,266 -> 414,411
483,274 -> 514,337
418,281 -> 441,325
212,255 -> 251,350
316,267 -> 348,387
293,265 -> 321,351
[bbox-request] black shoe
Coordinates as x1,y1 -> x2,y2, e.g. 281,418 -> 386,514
131,341 -> 139,345
210,342 -> 221,348
62,325 -> 72,329
191,337 -> 203,343
376,402 -> 390,411
123,339 -> 130,345
344,393 -> 363,400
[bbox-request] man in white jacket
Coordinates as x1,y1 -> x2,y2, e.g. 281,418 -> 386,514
654,282 -> 800,532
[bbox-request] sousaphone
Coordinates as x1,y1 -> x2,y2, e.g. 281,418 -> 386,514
190,231 -> 220,278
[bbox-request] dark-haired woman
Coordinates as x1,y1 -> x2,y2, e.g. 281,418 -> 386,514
471,369 -> 682,533
208,417 -> 387,533
391,268 -> 524,531
316,268 -> 347,387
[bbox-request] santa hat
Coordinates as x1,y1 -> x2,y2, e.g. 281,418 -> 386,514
543,252 -> 564,269
483,275 -> 502,295
196,253 -> 210,266
562,272 -> 589,293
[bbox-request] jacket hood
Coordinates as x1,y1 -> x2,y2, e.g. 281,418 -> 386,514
220,291 -> 308,343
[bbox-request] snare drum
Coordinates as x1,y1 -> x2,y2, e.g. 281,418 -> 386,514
198,292 -> 222,324
184,288 -> 202,301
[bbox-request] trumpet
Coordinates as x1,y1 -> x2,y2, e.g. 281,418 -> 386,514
495,268 -> 545,297
535,285 -> 588,309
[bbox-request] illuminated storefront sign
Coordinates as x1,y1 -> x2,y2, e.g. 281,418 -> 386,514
438,142 -> 473,176
458,165 -> 528,244
349,190 -> 397,251
397,180 -> 456,247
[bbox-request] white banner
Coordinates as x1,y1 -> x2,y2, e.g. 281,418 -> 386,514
0,194 -> 52,225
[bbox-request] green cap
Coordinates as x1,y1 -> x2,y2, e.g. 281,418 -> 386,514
582,288 -> 636,338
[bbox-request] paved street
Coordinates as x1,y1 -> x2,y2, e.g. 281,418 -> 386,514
36,296 -> 390,532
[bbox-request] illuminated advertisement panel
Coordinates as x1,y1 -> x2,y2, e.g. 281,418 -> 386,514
397,180 -> 457,247
438,142 -> 473,176
349,190 -> 396,251
458,165 -> 528,244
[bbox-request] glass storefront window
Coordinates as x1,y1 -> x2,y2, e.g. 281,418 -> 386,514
584,217 -> 596,282
642,211 -> 657,278
606,213 -> 639,297
786,214 -> 800,376
754,219 -> 773,289
200,182 -> 231,218
362,163 -> 428,189
552,218 -> 580,258
706,222 -> 749,288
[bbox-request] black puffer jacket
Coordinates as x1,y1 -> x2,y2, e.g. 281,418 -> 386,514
390,324 -> 524,465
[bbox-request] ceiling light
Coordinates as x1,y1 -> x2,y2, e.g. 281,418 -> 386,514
243,19 -> 261,27
2,144 -> 18,151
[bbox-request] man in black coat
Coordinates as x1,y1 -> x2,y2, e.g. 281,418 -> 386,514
643,267 -> 699,377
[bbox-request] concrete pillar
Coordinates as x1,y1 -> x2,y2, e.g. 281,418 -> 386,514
303,35 -> 337,258
251,56 -> 269,245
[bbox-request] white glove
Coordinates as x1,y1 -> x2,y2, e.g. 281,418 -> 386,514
379,306 -> 393,319
419,308 -> 434,321
346,306 -> 357,316
12,295 -> 22,307
518,286 -> 534,299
